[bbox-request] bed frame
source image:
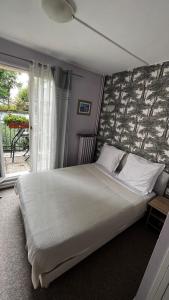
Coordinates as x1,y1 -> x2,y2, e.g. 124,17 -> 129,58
39,215 -> 142,288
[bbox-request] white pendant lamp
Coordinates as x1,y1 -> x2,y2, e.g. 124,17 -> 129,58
41,0 -> 75,23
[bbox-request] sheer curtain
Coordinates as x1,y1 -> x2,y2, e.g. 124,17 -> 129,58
29,63 -> 56,172
0,130 -> 5,181
29,63 -> 72,172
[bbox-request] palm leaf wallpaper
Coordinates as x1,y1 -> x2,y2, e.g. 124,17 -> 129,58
96,62 -> 169,173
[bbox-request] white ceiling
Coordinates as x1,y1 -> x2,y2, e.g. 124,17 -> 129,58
0,0 -> 169,74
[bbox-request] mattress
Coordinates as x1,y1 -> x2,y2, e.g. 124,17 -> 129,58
16,163 -> 154,288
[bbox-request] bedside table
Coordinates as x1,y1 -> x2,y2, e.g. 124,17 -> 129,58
146,196 -> 169,232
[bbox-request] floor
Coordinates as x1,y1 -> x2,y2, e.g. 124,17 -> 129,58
4,152 -> 30,175
0,188 -> 158,300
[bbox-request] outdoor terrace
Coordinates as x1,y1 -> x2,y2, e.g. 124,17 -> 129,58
4,151 -> 30,175
1,112 -> 30,175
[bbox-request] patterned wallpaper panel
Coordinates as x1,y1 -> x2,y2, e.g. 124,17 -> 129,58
96,62 -> 169,173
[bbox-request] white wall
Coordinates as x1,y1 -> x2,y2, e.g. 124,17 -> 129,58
135,213 -> 169,300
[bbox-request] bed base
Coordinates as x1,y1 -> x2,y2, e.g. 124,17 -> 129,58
39,215 -> 142,288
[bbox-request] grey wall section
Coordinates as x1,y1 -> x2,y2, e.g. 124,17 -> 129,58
0,37 -> 102,166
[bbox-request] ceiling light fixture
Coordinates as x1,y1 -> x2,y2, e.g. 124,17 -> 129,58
41,0 -> 149,66
41,0 -> 75,23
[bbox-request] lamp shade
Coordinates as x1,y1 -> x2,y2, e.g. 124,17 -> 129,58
41,0 -> 75,23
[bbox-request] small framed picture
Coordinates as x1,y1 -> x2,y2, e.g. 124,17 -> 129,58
77,100 -> 92,115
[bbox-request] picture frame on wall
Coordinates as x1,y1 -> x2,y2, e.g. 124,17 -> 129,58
77,99 -> 92,116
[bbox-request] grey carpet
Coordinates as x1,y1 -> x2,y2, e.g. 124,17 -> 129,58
0,188 -> 158,300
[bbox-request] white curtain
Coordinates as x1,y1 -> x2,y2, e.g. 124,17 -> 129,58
0,128 -> 5,182
29,63 -> 56,172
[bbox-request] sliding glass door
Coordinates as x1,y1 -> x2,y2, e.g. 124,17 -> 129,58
0,64 -> 30,181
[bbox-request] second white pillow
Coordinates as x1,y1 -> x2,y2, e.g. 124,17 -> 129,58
97,144 -> 125,173
118,153 -> 165,194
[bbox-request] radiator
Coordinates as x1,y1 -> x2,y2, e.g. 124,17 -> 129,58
78,135 -> 96,164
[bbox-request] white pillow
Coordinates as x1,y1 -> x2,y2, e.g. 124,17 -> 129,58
118,153 -> 165,194
97,144 -> 125,172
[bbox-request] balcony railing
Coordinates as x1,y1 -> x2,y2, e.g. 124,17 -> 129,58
1,122 -> 29,152
0,110 -> 29,153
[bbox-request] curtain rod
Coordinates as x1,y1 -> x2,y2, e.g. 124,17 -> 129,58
0,51 -> 83,78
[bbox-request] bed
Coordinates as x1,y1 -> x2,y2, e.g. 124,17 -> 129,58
16,163 -> 155,288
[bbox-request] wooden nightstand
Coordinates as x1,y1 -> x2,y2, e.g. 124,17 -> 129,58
146,196 -> 169,232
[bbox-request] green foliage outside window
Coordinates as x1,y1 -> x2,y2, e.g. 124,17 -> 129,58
0,104 -> 17,111
3,114 -> 29,125
0,69 -> 19,105
15,87 -> 29,111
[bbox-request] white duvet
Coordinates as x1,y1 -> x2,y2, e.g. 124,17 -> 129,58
16,164 -> 154,288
